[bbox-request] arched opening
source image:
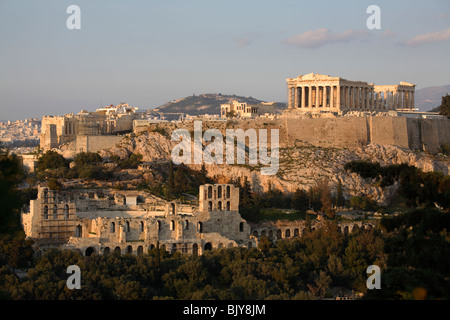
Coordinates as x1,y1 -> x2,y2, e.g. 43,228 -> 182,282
226,186 -> 231,198
170,220 -> 175,231
157,221 -> 161,231
226,201 -> 230,211
126,245 -> 132,255
43,189 -> 48,203
197,222 -> 203,233
228,243 -> 234,248
114,246 -> 121,256
139,221 -> 144,232
171,203 -> 175,215
285,229 -> 291,238
184,220 -> 189,230
239,222 -> 244,232
276,229 -> 282,239
75,225 -> 82,238
294,228 -> 299,237
192,243 -> 199,256
110,222 -> 115,233
53,205 -> 58,220
85,247 -> 95,256
43,205 -> 49,220
208,201 -> 213,212
218,201 -> 222,211
103,247 -> 111,255
64,204 -> 69,219
253,230 -> 259,237
261,230 -> 267,237
137,246 -> 143,256
344,226 -> 349,235
218,186 -> 222,198
268,230 -> 274,239
125,221 -> 130,233
204,242 -> 212,251
208,186 -> 213,199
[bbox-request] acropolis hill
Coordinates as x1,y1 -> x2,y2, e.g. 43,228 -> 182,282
40,74 -> 449,156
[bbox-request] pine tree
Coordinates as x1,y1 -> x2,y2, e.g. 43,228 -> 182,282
168,161 -> 174,190
336,179 -> 345,208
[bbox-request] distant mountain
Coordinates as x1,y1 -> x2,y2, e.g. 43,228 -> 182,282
151,93 -> 286,116
415,85 -> 450,112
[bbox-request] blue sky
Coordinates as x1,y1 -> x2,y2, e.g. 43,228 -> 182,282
1,0 -> 449,120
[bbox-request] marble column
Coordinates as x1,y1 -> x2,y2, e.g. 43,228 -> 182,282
308,86 -> 312,108
337,86 -> 341,109
301,86 -> 306,108
294,87 -> 299,109
330,86 -> 334,108
323,86 -> 327,108
315,86 -> 319,108
288,86 -> 292,109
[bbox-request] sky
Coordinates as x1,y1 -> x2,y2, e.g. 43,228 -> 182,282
1,0 -> 449,120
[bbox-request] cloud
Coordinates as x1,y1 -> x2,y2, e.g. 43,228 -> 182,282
381,29 -> 396,38
404,28 -> 450,46
233,32 -> 262,48
234,37 -> 252,47
283,28 -> 369,48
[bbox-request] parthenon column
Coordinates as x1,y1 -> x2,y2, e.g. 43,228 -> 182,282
294,87 -> 299,109
315,86 -> 319,108
330,86 -> 334,109
338,85 -> 342,109
308,86 -> 312,108
323,86 -> 327,108
288,87 -> 292,109
301,86 -> 306,108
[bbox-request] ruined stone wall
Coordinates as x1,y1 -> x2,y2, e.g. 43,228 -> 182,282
75,135 -> 124,153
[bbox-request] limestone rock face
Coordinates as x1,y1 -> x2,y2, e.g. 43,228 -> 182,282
100,132 -> 175,162
99,132 -> 449,207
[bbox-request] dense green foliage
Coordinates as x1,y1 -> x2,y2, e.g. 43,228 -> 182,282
365,208 -> 450,299
0,222 -> 384,300
0,148 -> 25,235
235,177 -> 339,223
110,153 -> 143,169
438,93 -> 450,118
36,151 -> 111,181
344,160 -> 450,210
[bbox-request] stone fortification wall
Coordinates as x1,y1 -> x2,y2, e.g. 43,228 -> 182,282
75,135 -> 124,154
282,116 -> 449,152
140,116 -> 449,152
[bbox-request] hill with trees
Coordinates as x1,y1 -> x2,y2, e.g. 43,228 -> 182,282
152,93 -> 286,116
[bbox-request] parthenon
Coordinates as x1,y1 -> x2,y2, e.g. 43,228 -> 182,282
286,73 -> 416,113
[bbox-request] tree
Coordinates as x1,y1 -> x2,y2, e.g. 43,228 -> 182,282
199,163 -> 207,184
36,150 -> 66,171
336,179 -> 345,208
438,93 -> 450,118
0,149 -> 24,235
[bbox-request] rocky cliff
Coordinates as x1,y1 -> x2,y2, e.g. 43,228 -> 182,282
97,131 -> 449,207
